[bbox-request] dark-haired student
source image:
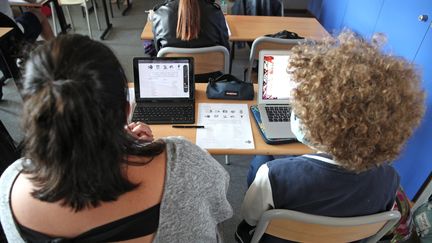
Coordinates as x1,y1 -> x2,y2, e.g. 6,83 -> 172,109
151,0 -> 229,52
0,34 -> 232,243
235,31 -> 425,243
145,0 -> 230,82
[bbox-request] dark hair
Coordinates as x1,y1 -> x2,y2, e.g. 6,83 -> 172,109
21,34 -> 165,211
177,0 -> 201,40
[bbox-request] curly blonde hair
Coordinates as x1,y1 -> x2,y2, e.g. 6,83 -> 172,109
289,31 -> 425,172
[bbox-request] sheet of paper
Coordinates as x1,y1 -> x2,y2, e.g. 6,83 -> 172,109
196,103 -> 254,149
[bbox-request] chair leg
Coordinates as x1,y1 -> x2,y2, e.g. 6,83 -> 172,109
225,155 -> 230,165
92,0 -> 101,31
50,2 -> 57,36
83,2 -> 92,38
109,0 -> 114,18
65,6 -> 74,31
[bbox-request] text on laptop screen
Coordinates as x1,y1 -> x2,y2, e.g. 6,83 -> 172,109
138,59 -> 190,98
262,54 -> 296,100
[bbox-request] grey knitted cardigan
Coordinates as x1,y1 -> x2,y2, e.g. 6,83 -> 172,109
0,137 -> 233,242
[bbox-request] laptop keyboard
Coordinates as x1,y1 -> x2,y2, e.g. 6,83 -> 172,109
265,106 -> 291,122
133,104 -> 194,124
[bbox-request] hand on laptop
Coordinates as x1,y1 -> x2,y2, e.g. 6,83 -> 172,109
126,122 -> 154,142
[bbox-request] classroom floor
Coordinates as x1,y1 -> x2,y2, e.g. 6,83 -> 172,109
1,1 -> 252,242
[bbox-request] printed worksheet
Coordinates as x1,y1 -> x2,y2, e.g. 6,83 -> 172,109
196,103 -> 255,149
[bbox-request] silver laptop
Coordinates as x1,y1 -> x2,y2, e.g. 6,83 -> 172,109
132,57 -> 195,124
257,50 -> 296,140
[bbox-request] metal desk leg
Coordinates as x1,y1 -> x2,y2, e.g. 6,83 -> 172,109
229,42 -> 235,74
122,0 -> 131,16
100,0 -> 113,40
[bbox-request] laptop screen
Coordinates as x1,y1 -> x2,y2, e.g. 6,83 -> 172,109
260,52 -> 296,102
133,57 -> 194,100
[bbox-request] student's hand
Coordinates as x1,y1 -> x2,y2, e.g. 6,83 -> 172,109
125,122 -> 154,142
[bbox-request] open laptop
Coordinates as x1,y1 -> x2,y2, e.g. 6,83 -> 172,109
257,50 -> 296,140
132,57 -> 195,124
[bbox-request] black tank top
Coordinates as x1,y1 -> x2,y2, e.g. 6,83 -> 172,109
17,203 -> 160,243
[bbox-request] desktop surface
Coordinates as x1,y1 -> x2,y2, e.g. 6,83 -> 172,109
128,82 -> 313,155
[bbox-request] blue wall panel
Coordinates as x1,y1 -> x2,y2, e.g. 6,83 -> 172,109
394,27 -> 432,199
374,0 -> 432,61
308,0 -> 323,19
318,0 -> 349,34
342,0 -> 385,38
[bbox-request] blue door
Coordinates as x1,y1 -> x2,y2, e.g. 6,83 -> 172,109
342,0 -> 385,38
318,0 -> 349,34
394,26 -> 432,199
374,0 -> 432,61
308,0 -> 323,19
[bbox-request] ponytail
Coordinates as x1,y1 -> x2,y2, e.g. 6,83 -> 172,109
21,34 -> 166,211
176,0 -> 200,41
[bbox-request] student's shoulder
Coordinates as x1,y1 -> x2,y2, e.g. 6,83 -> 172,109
267,155 -> 308,168
205,0 -> 221,10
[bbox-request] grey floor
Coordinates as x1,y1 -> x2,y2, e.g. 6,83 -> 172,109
1,1 -> 252,242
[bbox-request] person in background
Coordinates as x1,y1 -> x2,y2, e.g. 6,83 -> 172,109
0,34 -> 232,242
0,1 -> 54,42
229,0 -> 283,16
235,30 -> 425,243
145,0 -> 229,57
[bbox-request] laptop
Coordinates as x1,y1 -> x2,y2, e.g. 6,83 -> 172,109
257,50 -> 296,140
132,57 -> 195,124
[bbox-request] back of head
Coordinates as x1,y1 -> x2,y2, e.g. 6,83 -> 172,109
20,34 -> 159,211
289,30 -> 425,172
176,0 -> 201,41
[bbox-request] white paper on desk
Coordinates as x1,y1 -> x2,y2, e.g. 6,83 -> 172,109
196,103 -> 254,149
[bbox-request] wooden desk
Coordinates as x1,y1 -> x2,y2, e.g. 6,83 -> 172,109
129,82 -> 313,155
0,28 -> 13,38
9,0 -> 69,35
141,15 -> 329,41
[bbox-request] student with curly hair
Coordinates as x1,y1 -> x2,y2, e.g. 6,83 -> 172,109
0,34 -> 232,242
235,31 -> 425,243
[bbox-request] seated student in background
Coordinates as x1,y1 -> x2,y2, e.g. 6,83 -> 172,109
230,0 -> 283,16
235,31 -> 425,243
0,34 -> 232,242
0,1 -> 54,41
151,0 -> 229,52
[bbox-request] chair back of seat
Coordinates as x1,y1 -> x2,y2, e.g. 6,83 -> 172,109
246,36 -> 306,83
157,46 -> 230,75
59,0 -> 86,5
251,209 -> 401,243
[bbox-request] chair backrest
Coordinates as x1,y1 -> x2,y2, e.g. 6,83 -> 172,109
251,209 -> 401,243
157,46 -> 230,75
59,0 -> 87,5
246,36 -> 306,82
